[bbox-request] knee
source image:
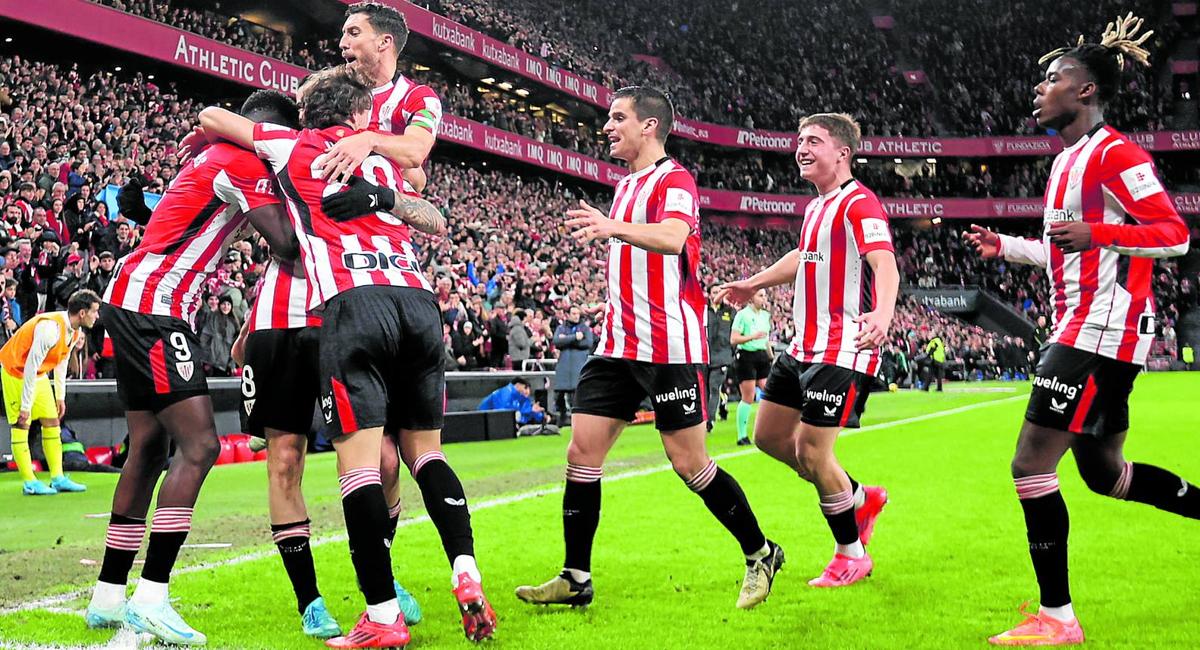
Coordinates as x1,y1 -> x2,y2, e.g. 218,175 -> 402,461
566,438 -> 598,467
1076,459 -> 1122,496
794,444 -> 824,480
268,443 -> 305,488
671,454 -> 708,481
181,432 -> 221,468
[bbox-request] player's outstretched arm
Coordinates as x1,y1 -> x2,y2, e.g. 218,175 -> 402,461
716,250 -> 801,307
565,200 -> 689,255
197,107 -> 256,150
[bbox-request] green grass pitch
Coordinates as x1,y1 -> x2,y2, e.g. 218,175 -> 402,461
0,374 -> 1198,649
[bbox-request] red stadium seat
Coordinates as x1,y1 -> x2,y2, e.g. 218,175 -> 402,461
231,435 -> 254,463
85,446 -> 115,466
216,437 -> 236,465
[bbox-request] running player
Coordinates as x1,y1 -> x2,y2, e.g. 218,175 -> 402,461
965,15 -> 1195,646
0,289 -> 99,495
515,86 -> 783,611
718,113 -> 897,589
83,91 -> 301,646
199,66 -> 495,648
731,288 -> 772,445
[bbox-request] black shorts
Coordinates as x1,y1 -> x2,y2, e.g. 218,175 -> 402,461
572,356 -> 706,432
761,354 -> 872,428
240,327 -> 321,437
1025,343 -> 1140,436
101,303 -> 208,413
735,349 -> 772,382
319,286 -> 445,437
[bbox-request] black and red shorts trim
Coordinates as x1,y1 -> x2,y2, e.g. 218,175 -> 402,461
1025,343 -> 1139,436
761,354 -> 872,428
317,286 -> 445,437
101,303 -> 209,412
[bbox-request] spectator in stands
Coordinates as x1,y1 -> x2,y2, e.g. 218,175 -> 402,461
477,377 -> 546,425
86,251 -> 116,297
52,253 -> 88,311
551,306 -> 593,423
452,320 -> 485,370
0,278 -> 21,342
199,294 -> 239,377
487,303 -> 510,368
508,309 -> 532,368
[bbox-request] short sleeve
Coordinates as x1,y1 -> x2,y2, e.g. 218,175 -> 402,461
252,122 -> 300,174
213,151 -> 278,214
846,194 -> 894,255
401,86 -> 443,135
651,169 -> 699,231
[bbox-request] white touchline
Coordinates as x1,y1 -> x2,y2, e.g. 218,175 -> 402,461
2,393 -> 1026,625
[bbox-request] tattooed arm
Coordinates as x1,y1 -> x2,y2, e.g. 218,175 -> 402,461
391,191 -> 447,237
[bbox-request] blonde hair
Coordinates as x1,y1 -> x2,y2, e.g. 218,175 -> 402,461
797,113 -> 862,154
1039,12 -> 1153,69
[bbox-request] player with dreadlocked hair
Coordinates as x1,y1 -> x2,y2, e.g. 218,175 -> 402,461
965,13 -> 1193,646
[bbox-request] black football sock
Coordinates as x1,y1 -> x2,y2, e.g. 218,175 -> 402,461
98,514 -> 147,585
411,451 -> 475,563
687,461 -> 768,557
1015,474 -> 1071,608
339,468 -> 395,605
563,464 -> 602,573
141,507 -> 192,584
1111,461 -> 1200,519
272,519 -> 320,613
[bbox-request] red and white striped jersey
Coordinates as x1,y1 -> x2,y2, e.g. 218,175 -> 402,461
253,123 -> 431,310
246,258 -> 320,331
998,124 -> 1189,365
370,72 -> 441,195
786,179 -> 894,376
103,143 -> 277,324
248,74 -> 441,330
596,158 -> 707,365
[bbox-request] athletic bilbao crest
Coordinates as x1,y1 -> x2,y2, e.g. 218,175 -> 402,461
1067,167 -> 1083,188
177,361 -> 194,381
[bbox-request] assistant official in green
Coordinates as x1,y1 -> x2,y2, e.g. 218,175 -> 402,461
731,289 -> 773,444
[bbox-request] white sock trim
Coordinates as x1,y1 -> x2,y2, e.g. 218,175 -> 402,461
564,568 -> 591,583
130,578 -> 169,606
366,599 -> 400,625
451,554 -> 481,588
836,540 -> 865,559
1040,603 -> 1075,623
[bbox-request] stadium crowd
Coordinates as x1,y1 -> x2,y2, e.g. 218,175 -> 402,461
0,49 -> 1193,387
93,0 -> 1180,138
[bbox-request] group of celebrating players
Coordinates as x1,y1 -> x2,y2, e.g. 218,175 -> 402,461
27,3 -> 1189,646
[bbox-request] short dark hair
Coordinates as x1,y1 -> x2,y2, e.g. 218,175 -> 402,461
347,2 -> 409,55
512,377 -> 531,388
612,86 -> 674,143
67,289 -> 101,314
3,278 -> 15,289
300,66 -> 373,129
240,90 -> 300,129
